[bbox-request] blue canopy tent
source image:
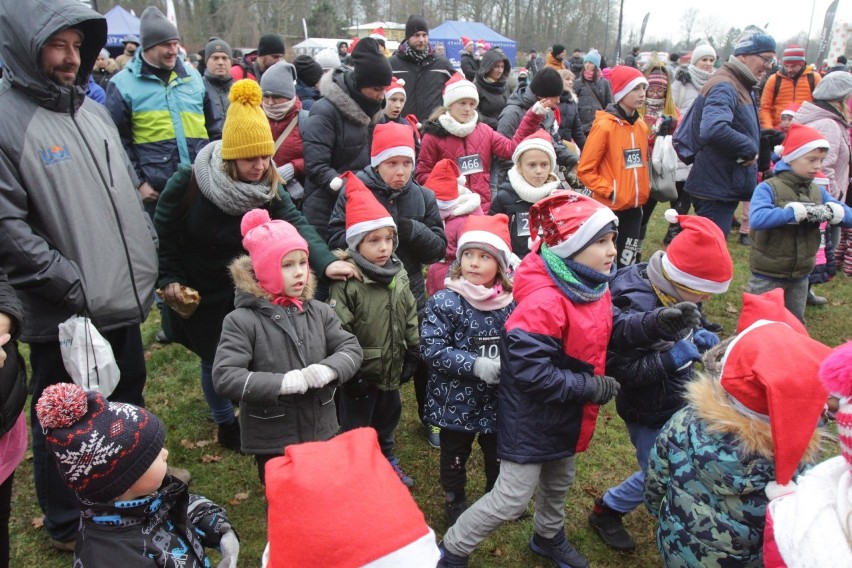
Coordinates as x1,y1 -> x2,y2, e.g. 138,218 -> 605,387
104,5 -> 140,49
428,21 -> 516,70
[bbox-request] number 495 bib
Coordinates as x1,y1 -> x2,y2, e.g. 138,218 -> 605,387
623,148 -> 643,170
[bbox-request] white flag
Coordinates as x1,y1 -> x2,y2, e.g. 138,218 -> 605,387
166,0 -> 178,33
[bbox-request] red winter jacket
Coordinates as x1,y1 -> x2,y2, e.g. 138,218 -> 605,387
269,99 -> 305,183
416,109 -> 543,212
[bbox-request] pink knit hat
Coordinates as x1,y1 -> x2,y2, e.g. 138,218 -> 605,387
241,209 -> 308,297
819,342 -> 852,469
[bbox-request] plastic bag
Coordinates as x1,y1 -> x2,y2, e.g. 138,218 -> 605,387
650,135 -> 678,202
58,315 -> 120,397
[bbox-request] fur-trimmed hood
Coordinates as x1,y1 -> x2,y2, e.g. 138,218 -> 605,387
229,255 -> 316,306
318,67 -> 383,127
686,371 -> 824,464
448,187 -> 482,218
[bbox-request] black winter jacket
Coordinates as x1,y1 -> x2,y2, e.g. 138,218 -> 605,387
0,271 -> 23,435
574,74 -> 613,134
557,92 -> 586,148
460,51 -> 478,81
475,49 -> 511,129
390,44 -> 455,121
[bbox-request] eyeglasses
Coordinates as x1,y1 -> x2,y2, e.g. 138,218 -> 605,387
754,53 -> 776,67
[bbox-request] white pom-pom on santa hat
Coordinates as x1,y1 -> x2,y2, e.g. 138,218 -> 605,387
774,145 -> 784,156
330,176 -> 345,192
664,208 -> 680,224
765,480 -> 798,501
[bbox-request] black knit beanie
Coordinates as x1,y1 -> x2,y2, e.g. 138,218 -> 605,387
552,44 -> 566,58
405,15 -> 429,40
530,67 -> 563,97
351,38 -> 393,89
294,55 -> 323,87
258,33 -> 285,56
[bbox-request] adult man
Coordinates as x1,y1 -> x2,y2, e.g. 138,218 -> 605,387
460,36 -> 478,80
105,6 -> 221,217
759,44 -> 820,129
202,37 -> 234,119
0,0 -> 157,550
91,47 -> 117,88
546,44 -> 567,70
525,48 -> 543,78
829,55 -> 848,73
114,34 -> 139,70
568,48 -> 584,75
684,32 -> 777,235
389,14 -> 454,121
624,46 -> 640,68
253,33 -> 286,81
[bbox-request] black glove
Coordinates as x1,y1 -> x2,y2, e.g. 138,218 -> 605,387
588,375 -> 620,405
656,302 -> 701,337
341,376 -> 375,400
395,217 -> 414,242
399,353 -> 419,385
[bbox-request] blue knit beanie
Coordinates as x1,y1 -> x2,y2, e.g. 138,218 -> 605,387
583,49 -> 601,68
734,34 -> 776,56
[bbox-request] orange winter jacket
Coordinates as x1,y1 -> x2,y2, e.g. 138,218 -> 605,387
759,66 -> 820,129
577,108 -> 650,211
545,52 -> 567,71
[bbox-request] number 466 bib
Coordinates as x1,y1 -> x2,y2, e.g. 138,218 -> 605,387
457,153 -> 484,175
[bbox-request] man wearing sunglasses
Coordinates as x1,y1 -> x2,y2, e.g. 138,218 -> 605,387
683,31 -> 777,235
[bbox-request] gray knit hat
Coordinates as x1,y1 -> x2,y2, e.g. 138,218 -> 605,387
139,6 -> 179,51
315,48 -> 341,71
813,71 -> 852,101
205,37 -> 232,62
260,61 -> 297,99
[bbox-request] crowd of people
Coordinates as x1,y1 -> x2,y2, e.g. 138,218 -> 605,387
1,1 -> 852,566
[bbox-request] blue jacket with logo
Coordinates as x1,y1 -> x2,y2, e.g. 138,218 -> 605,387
105,54 -> 221,191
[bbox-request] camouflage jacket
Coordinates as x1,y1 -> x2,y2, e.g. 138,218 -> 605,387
644,375 -> 821,568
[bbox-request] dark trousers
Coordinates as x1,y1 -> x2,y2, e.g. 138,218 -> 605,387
0,472 -> 12,568
614,207 -> 643,268
255,454 -> 278,486
338,388 -> 401,458
439,429 -> 499,501
30,325 -> 147,542
692,197 -> 739,236
671,180 -> 692,215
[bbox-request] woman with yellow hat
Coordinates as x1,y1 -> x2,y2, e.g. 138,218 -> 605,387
153,79 -> 356,451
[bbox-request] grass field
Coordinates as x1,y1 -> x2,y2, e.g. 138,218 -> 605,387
9,209 -> 852,567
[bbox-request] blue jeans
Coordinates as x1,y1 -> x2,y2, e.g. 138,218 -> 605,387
602,422 -> 661,514
692,197 -> 739,236
201,358 -> 235,425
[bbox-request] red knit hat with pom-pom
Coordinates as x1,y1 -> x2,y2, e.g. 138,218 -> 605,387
241,209 -> 308,297
35,383 -> 165,503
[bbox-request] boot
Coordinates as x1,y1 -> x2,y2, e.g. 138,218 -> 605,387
663,222 -> 682,245
738,233 -> 751,246
437,542 -> 469,567
217,419 -> 242,453
588,497 -> 636,551
444,497 -> 468,525
530,530 -> 590,568
807,286 -> 828,306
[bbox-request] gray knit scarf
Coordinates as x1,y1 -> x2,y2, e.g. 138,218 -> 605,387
687,64 -> 713,91
193,141 -> 277,216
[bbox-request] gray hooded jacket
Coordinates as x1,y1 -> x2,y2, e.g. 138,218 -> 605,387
0,0 -> 158,341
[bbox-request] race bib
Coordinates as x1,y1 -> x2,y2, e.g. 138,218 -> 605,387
623,148 -> 643,170
457,153 -> 484,175
472,336 -> 500,360
515,211 -> 531,237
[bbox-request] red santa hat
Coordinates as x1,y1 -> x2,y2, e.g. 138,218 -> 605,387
780,102 -> 801,118
783,44 -> 806,63
512,130 -> 557,171
719,319 -> 831,490
461,36 -> 473,49
457,214 -> 513,271
779,123 -> 830,163
610,65 -> 649,103
736,288 -> 809,336
265,428 -> 440,568
475,39 -> 486,50
425,159 -> 465,208
370,121 -> 416,168
529,191 -> 619,259
813,169 -> 830,187
370,27 -> 387,42
332,171 -> 397,250
385,76 -> 406,99
662,210 -> 733,294
818,342 -> 852,470
443,72 -> 479,107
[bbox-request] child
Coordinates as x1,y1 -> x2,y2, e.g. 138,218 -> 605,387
589,211 -> 733,551
327,174 -> 420,488
747,123 -> 852,323
644,305 -> 834,568
577,65 -> 650,268
213,210 -> 362,484
779,103 -> 799,133
421,214 -> 516,525
264,428 -> 441,567
381,76 -> 421,154
438,192 -> 621,568
490,130 -> 562,258
35,383 -> 239,566
417,72 -> 549,213
424,158 -> 483,296
764,342 -> 852,567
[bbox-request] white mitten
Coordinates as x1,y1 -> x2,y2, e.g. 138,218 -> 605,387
280,369 -> 308,395
531,100 -> 550,116
217,530 -> 240,568
473,357 -> 501,385
827,201 -> 846,224
302,364 -> 336,389
785,201 -> 807,223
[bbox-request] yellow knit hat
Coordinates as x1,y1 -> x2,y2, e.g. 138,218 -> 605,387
220,79 -> 275,160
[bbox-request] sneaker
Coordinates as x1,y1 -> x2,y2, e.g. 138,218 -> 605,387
445,499 -> 468,525
588,497 -> 636,551
167,465 -> 192,484
530,530 -> 590,568
388,456 -> 414,489
217,420 -> 242,453
425,423 -> 441,449
437,541 -> 469,567
49,538 -> 76,552
155,328 -> 172,344
807,288 -> 828,306
738,234 -> 751,246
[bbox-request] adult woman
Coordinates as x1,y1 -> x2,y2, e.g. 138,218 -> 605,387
557,69 -> 586,149
574,49 -> 613,134
474,48 -> 511,129
261,61 -> 307,208
155,80 -> 355,451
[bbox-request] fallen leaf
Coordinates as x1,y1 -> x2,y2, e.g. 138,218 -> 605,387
31,517 -> 44,529
725,303 -> 739,314
229,491 -> 250,506
201,454 -> 221,463
491,547 -> 503,557
195,440 -> 213,448
144,351 -> 153,361
180,439 -> 196,449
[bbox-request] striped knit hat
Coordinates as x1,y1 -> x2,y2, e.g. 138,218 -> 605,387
818,342 -> 852,469
783,44 -> 806,63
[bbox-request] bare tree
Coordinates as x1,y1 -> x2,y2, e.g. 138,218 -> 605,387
680,8 -> 698,46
